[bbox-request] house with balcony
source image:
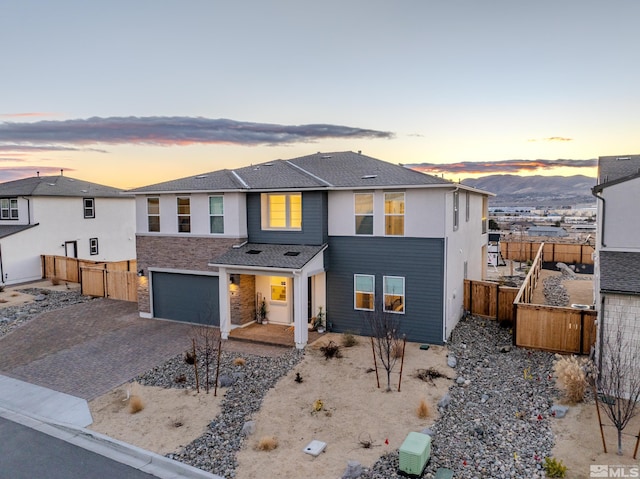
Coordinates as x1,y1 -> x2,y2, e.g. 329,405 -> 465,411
0,173 -> 136,285
592,154 -> 640,365
129,151 -> 491,348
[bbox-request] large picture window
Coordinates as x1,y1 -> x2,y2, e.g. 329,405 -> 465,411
383,276 -> 405,313
355,193 -> 373,235
0,198 -> 18,220
209,196 -> 224,234
262,193 -> 302,230
354,274 -> 375,311
384,192 -> 404,236
147,198 -> 160,232
177,197 -> 191,233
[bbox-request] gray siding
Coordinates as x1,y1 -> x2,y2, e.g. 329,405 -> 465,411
246,191 -> 327,245
326,236 -> 445,344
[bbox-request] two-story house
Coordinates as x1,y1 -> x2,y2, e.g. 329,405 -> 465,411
592,154 -> 640,365
129,151 -> 491,348
0,173 -> 136,285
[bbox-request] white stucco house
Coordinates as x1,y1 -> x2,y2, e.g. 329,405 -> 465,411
592,154 -> 640,369
0,174 -> 136,285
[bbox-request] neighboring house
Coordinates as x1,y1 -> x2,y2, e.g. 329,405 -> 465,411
526,226 -> 568,237
0,174 -> 136,285
592,154 -> 640,365
129,151 -> 492,348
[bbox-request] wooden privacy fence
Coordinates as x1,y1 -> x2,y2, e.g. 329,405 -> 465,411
501,241 -> 594,265
41,255 -> 138,302
464,242 -> 597,354
80,267 -> 138,302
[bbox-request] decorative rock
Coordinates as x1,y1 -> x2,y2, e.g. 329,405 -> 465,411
550,404 -> 569,418
342,460 -> 363,479
480,394 -> 489,403
241,420 -> 256,436
217,374 -> 234,387
456,376 -> 466,385
33,294 -> 47,301
438,393 -> 452,409
421,427 -> 435,437
447,355 -> 457,368
498,345 -> 512,353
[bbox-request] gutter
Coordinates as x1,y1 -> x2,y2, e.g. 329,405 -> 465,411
591,187 -> 606,247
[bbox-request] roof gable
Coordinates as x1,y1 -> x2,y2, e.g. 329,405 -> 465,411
0,175 -> 125,198
598,154 -> 640,184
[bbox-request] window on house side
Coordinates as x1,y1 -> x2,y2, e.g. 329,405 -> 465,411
465,191 -> 470,222
209,196 -> 224,234
177,197 -> 191,233
0,198 -> 18,220
453,190 -> 459,231
354,274 -> 375,311
147,198 -> 160,232
384,192 -> 404,236
83,198 -> 95,219
89,238 -> 99,255
383,276 -> 405,314
262,193 -> 302,230
355,193 -> 373,235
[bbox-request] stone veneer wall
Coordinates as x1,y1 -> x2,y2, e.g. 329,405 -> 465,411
136,235 -> 245,314
230,274 -> 256,325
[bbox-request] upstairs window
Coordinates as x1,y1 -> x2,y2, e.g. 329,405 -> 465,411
83,198 -> 95,218
354,274 -> 375,311
355,193 -> 373,235
177,197 -> 191,233
453,190 -> 459,231
384,192 -> 404,236
0,198 -> 18,220
147,198 -> 160,232
383,276 -> 405,314
262,193 -> 302,230
209,196 -> 224,234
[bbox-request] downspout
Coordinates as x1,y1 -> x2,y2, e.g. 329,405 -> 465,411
592,189 -> 606,247
442,186 -> 459,343
21,197 -> 31,224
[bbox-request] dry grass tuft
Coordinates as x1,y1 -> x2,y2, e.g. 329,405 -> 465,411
233,357 -> 246,366
256,435 -> 278,451
129,395 -> 145,414
416,398 -> 430,419
10,293 -> 19,297
341,332 -> 359,348
0,299 -> 7,304
391,342 -> 404,359
51,276 -> 61,286
553,354 -> 588,403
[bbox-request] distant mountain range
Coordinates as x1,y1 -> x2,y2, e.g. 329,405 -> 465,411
461,174 -> 597,207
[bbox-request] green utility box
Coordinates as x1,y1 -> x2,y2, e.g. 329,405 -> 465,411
398,431 -> 431,476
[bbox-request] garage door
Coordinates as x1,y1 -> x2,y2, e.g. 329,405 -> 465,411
152,272 -> 219,326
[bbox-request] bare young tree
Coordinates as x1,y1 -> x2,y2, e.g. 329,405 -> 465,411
190,303 -> 223,394
596,318 -> 640,455
363,299 -> 404,392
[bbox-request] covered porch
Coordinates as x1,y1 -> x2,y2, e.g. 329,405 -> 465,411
229,322 -> 324,347
210,243 -> 328,349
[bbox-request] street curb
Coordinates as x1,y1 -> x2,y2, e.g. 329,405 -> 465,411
0,406 -> 223,479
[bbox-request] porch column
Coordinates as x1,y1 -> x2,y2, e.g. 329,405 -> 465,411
218,267 -> 231,339
292,271 -> 308,349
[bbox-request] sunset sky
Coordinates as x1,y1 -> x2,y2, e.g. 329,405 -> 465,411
2,1 -> 639,189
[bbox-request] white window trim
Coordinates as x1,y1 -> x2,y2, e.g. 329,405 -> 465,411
209,195 -> 224,234
354,274 -> 375,311
147,197 -> 160,232
354,192 -> 374,235
383,275 -> 405,314
177,197 -> 191,233
0,198 -> 18,220
89,237 -> 99,255
83,198 -> 95,219
384,192 -> 405,237
261,192 -> 302,231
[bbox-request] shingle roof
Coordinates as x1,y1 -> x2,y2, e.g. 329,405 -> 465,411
599,251 -> 640,295
128,151 -> 456,194
0,175 -> 125,197
0,224 -> 38,239
210,243 -> 327,270
598,154 -> 640,184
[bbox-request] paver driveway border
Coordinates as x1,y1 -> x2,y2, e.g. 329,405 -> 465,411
0,297 -> 287,400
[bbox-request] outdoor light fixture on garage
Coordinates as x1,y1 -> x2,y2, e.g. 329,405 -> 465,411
138,269 -> 144,277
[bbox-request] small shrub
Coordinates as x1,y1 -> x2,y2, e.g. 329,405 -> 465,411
320,340 -> 342,359
0,284 -> 5,292
174,374 -> 186,383
51,276 -> 61,286
10,293 -> 19,297
341,332 -> 358,348
553,354 -> 588,403
0,299 -> 7,304
416,398 -> 430,419
391,342 -> 404,358
233,357 -> 246,366
184,351 -> 195,365
257,435 -> 278,451
294,372 -> 303,383
312,399 -> 324,412
416,367 -> 449,385
543,457 -> 567,478
129,395 -> 144,414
